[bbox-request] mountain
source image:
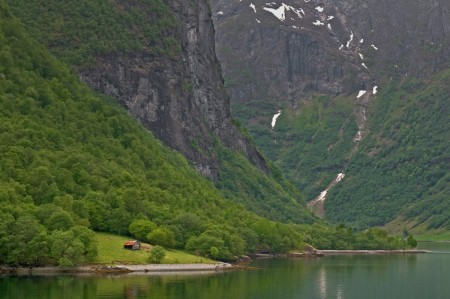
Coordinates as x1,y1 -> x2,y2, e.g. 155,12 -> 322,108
211,0 -> 450,231
8,0 -> 265,179
6,0 -> 317,224
0,1 -> 313,265
0,0 -> 416,266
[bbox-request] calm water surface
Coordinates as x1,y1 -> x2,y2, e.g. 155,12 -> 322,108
1,242 -> 449,299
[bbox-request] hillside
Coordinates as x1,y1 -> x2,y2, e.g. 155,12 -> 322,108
211,0 -> 450,231
0,1 -> 414,267
326,73 -> 450,230
0,2 -> 310,265
5,0 -> 317,225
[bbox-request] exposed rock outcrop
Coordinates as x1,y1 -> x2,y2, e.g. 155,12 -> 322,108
79,0 -> 268,178
210,0 -> 450,220
212,0 -> 450,106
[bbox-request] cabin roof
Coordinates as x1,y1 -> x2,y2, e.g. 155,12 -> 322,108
124,240 -> 140,246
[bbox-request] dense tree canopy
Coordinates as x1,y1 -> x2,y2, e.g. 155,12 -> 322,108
0,1 -> 412,266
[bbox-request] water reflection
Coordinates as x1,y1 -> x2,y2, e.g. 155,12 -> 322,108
336,286 -> 344,299
124,284 -> 149,299
1,243 -> 450,299
317,267 -> 327,299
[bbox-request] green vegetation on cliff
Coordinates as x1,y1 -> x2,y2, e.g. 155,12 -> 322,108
0,2 -> 412,267
7,0 -> 178,65
232,95 -> 358,201
216,144 -> 315,223
0,2 -> 321,267
0,4 -> 311,265
326,74 -> 450,230
8,0 -> 316,226
234,75 -> 449,232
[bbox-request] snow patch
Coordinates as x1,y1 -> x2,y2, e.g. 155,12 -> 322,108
335,173 -> 345,183
313,20 -> 325,26
249,3 -> 256,13
359,53 -> 364,60
327,16 -> 334,20
263,3 -> 303,21
346,31 -> 354,48
356,90 -> 366,98
371,44 -> 379,50
373,86 -> 378,94
338,44 -> 344,50
314,173 -> 346,202
360,39 -> 364,43
327,23 -> 332,30
292,25 -> 298,29
271,110 -> 282,128
315,6 -> 324,12
256,19 -> 261,23
217,11 -> 224,15
362,63 -> 368,69
316,190 -> 327,202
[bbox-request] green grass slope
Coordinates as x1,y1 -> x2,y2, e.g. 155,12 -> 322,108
95,233 -> 215,264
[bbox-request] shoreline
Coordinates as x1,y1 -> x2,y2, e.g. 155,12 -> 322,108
1,249 -> 431,275
315,249 -> 429,255
0,263 -> 233,276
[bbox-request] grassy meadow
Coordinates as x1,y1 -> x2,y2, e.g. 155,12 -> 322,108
95,233 -> 216,265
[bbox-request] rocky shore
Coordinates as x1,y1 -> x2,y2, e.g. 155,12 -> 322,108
0,263 -> 232,276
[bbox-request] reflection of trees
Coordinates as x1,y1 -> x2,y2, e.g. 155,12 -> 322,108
0,253 -> 432,299
124,284 -> 149,299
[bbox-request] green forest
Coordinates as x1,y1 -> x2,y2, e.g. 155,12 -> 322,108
0,1 -> 416,266
232,95 -> 358,200
234,74 -> 449,231
326,74 -> 450,230
6,0 -> 317,226
6,0 -> 178,66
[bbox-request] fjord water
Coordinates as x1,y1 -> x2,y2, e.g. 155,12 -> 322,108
1,243 -> 449,299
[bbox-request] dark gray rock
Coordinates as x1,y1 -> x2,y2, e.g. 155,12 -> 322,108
79,0 -> 268,178
211,0 -> 450,105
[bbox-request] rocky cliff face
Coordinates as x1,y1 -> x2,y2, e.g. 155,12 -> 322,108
330,0 -> 450,78
212,0 -> 450,106
211,0 -> 450,166
79,0 -> 268,178
210,0 -> 450,225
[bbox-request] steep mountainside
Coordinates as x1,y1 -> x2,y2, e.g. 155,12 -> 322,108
327,72 -> 450,230
0,2 -> 309,265
213,0 -> 450,101
211,0 -> 450,230
0,2 -> 410,266
10,0 -> 267,179
8,0 -> 315,223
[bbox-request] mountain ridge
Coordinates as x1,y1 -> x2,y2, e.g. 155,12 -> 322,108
7,0 -> 317,224
211,0 -> 450,230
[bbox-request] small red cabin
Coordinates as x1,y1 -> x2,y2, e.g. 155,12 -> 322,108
123,240 -> 141,250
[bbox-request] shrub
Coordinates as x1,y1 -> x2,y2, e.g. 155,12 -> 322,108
149,245 -> 166,264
